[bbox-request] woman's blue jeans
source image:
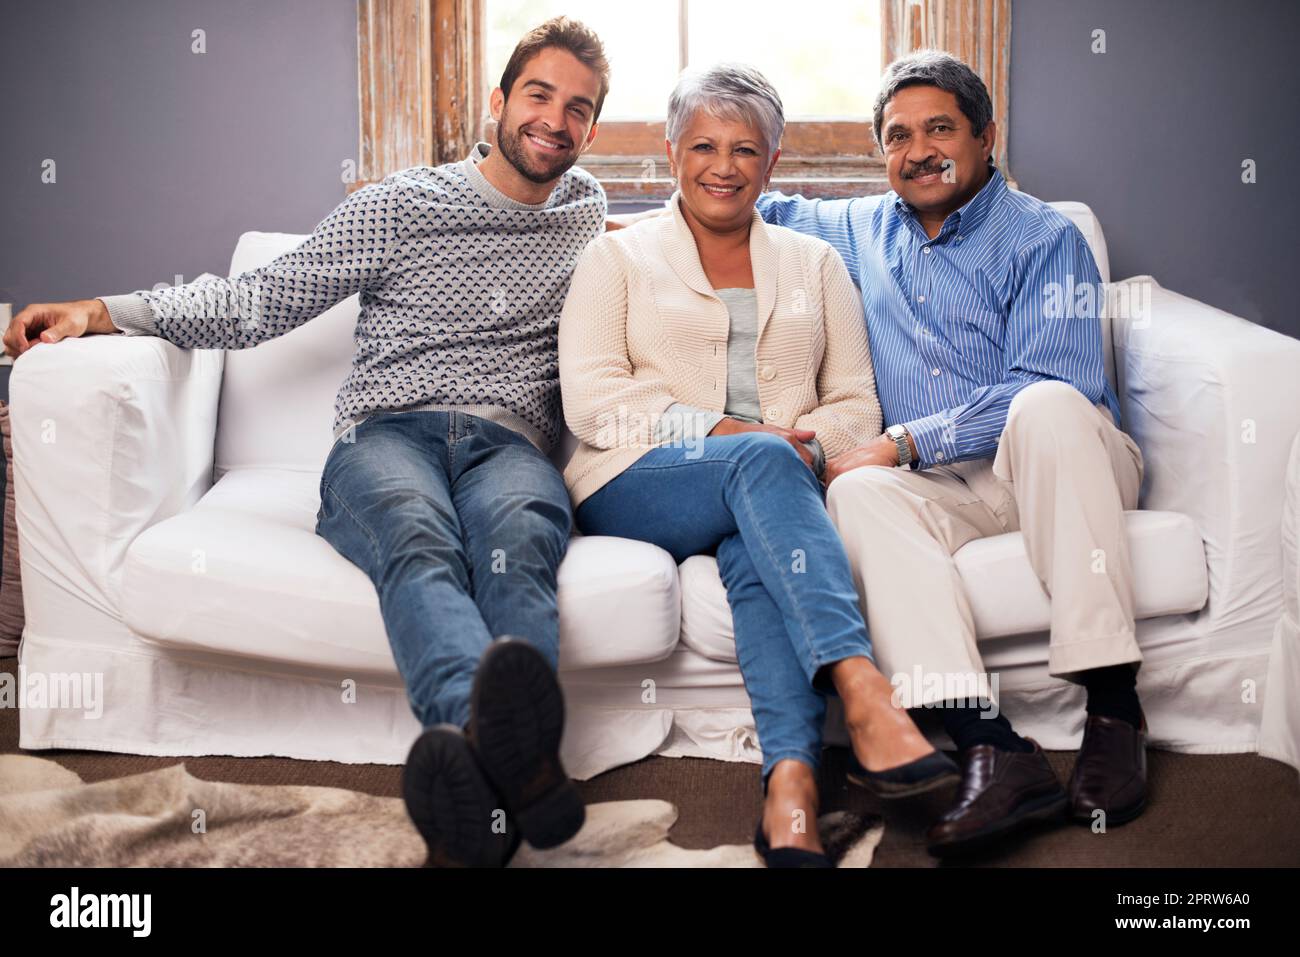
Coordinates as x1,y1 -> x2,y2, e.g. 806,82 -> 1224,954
575,431 -> 875,781
314,410 -> 572,730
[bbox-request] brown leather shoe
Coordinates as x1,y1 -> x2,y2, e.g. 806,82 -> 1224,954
1068,713 -> 1148,826
926,740 -> 1068,857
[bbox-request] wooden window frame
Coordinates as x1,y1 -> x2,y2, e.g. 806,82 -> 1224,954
354,0 -> 1010,199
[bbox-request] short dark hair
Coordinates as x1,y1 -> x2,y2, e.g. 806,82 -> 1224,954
499,17 -> 610,122
872,50 -> 992,148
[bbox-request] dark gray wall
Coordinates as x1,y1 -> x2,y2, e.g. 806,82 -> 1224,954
1010,0 -> 1298,338
2,1 -> 1295,340
0,0 -> 359,306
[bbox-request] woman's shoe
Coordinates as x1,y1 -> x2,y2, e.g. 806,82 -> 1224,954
753,821 -> 834,868
846,748 -> 961,799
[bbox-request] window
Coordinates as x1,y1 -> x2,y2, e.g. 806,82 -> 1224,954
486,0 -> 881,120
485,0 -> 883,198
354,0 -> 1010,198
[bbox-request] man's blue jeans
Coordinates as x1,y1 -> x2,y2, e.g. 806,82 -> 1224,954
314,410 -> 572,730
575,432 -> 875,781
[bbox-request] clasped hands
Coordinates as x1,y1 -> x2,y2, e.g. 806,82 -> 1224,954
707,417 -> 902,487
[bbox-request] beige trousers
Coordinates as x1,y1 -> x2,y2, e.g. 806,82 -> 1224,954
825,380 -> 1144,704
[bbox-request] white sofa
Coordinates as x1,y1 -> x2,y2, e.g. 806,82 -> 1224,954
12,203 -> 1300,780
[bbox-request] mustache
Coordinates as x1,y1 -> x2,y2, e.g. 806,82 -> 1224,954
903,161 -> 948,179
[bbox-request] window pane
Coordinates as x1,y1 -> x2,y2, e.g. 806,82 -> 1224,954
688,0 -> 880,118
486,1 -> 680,119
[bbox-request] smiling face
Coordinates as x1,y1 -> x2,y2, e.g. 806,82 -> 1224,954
667,110 -> 780,234
491,46 -> 602,185
880,84 -> 996,224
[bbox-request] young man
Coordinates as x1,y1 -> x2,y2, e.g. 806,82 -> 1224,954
755,50 -> 1147,855
4,17 -> 610,868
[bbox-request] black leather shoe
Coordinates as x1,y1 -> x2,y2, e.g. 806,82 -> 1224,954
846,748 -> 962,799
402,724 -> 522,867
754,822 -> 833,868
1068,713 -> 1148,826
926,740 -> 1068,857
466,638 -> 585,849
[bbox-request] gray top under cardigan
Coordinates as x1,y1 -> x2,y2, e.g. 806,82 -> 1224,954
655,287 -> 826,478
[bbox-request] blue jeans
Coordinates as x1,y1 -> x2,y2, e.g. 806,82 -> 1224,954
314,410 -> 572,730
575,432 -> 874,781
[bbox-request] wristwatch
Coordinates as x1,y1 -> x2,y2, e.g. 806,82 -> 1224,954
886,424 -> 913,468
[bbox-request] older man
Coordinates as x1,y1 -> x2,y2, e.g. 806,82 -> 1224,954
755,50 -> 1146,856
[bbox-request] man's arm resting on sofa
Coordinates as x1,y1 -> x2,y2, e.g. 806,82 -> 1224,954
3,298 -> 121,358
5,177 -> 402,358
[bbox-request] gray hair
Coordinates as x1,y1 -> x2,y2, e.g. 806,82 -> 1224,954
666,63 -> 785,159
872,50 -> 992,148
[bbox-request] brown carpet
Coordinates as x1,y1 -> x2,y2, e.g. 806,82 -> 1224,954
3,657 -> 1297,866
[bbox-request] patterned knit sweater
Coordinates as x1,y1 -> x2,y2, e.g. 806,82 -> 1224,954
101,143 -> 607,452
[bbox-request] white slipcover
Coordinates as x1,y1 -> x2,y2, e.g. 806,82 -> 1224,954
11,203 -> 1300,781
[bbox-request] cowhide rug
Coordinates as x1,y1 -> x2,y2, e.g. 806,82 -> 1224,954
0,755 -> 883,867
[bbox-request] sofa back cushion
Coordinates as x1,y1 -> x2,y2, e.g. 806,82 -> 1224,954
215,204 -> 1112,473
216,232 -> 363,475
1047,201 -> 1115,395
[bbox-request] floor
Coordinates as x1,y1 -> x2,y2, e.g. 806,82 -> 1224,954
3,657 -> 1298,866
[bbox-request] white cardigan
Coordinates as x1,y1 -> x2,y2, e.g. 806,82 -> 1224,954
559,192 -> 882,507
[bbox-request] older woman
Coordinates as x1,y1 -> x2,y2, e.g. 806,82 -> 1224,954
559,64 -> 957,866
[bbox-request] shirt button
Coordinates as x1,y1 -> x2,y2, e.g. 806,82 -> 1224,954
767,407 -> 781,420
931,368 -> 942,376
760,365 -> 777,381
923,247 -> 932,255
917,295 -> 926,303
936,451 -> 946,461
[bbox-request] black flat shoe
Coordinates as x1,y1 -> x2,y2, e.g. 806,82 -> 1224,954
754,822 -> 833,868
466,638 -> 585,849
402,724 -> 522,868
846,748 -> 962,799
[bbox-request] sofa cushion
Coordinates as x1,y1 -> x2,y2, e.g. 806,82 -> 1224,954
121,469 -> 680,675
215,233 -> 360,476
1049,201 -> 1110,284
1047,201 -> 1115,396
678,510 -> 1208,661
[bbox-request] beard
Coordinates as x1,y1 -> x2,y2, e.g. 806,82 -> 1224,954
495,109 -> 580,185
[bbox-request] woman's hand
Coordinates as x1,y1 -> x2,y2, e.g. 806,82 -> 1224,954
709,417 -> 818,471
822,435 -> 900,487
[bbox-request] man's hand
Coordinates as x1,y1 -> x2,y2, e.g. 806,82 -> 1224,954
823,434 -> 902,487
4,299 -> 116,358
709,416 -> 818,471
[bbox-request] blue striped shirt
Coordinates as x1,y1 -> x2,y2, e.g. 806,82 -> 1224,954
756,167 -> 1121,469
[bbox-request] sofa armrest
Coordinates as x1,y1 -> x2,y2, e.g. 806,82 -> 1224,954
1111,276 -> 1300,626
10,335 -> 224,621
